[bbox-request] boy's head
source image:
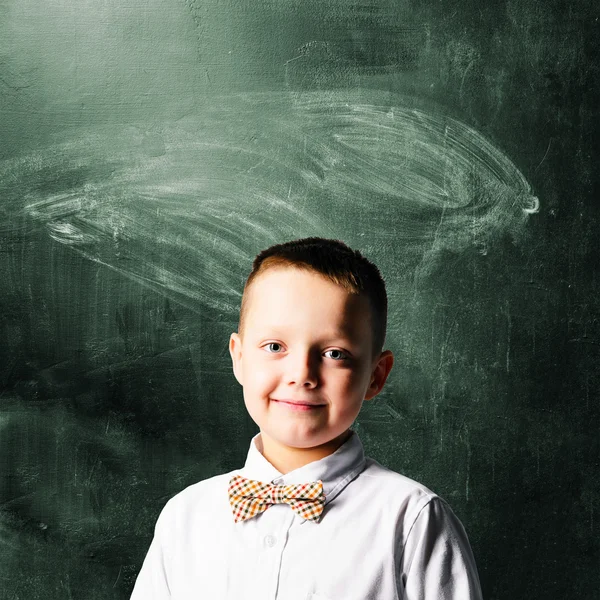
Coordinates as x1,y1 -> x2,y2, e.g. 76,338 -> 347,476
239,237 -> 388,358
229,237 -> 394,473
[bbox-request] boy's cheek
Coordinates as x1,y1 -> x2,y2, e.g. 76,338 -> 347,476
244,369 -> 275,392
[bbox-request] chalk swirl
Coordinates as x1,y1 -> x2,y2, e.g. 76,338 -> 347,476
1,91 -> 538,314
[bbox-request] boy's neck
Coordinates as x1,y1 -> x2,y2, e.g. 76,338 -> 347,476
257,429 -> 353,475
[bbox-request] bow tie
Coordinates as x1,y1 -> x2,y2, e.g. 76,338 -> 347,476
228,474 -> 325,523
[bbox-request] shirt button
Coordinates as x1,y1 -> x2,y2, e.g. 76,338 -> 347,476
272,478 -> 283,484
264,535 -> 277,548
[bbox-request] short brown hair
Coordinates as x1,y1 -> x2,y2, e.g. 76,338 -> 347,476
238,237 -> 388,357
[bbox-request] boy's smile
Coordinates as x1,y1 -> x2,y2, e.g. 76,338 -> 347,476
229,266 -> 394,474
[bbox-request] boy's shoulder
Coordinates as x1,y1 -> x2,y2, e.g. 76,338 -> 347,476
166,469 -> 239,507
362,456 -> 437,494
156,468 -> 245,525
360,456 -> 446,516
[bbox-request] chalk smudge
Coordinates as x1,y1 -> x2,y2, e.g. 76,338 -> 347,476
1,91 -> 538,315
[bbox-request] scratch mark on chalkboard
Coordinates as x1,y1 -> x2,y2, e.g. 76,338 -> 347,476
534,138 -> 553,174
384,402 -> 402,420
60,574 -> 74,600
465,424 -> 471,502
181,0 -> 205,65
112,565 -> 122,588
459,59 -> 476,99
439,317 -> 459,371
568,338 -> 600,346
505,300 -> 511,373
285,55 -> 303,67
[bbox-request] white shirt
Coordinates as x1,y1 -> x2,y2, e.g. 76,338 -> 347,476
130,429 -> 483,600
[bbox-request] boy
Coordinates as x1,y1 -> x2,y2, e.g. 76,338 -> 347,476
130,237 -> 483,600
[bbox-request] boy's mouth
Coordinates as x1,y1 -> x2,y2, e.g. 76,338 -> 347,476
271,398 -> 326,409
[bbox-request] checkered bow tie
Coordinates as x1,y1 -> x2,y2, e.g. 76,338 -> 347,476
228,474 -> 325,523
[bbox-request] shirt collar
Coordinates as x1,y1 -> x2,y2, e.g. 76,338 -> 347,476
238,429 -> 367,511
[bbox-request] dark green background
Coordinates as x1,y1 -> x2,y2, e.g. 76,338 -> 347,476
1,0 -> 598,598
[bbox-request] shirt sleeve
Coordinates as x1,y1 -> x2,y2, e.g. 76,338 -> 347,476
400,496 -> 483,600
130,501 -> 173,600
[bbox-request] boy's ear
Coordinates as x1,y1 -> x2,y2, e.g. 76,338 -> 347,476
229,332 -> 244,386
364,350 -> 394,401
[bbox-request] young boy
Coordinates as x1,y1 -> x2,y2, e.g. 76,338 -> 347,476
130,237 -> 483,600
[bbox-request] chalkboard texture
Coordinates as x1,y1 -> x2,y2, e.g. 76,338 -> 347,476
0,0 -> 598,599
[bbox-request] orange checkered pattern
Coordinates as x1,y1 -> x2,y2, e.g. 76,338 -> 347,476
228,474 -> 325,523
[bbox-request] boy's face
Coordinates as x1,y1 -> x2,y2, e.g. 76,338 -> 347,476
229,266 -> 393,472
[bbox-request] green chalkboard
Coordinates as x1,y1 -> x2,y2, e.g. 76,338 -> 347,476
1,0 -> 598,599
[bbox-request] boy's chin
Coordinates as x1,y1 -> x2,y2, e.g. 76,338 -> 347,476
261,428 -> 351,450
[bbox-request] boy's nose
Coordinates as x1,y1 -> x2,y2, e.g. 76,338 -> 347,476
286,353 -> 319,388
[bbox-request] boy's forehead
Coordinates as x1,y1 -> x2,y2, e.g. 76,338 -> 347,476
250,264 -> 347,291
244,267 -> 371,335
248,266 -> 354,306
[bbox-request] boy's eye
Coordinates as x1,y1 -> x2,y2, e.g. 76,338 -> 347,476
324,349 -> 348,361
264,342 -> 283,353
